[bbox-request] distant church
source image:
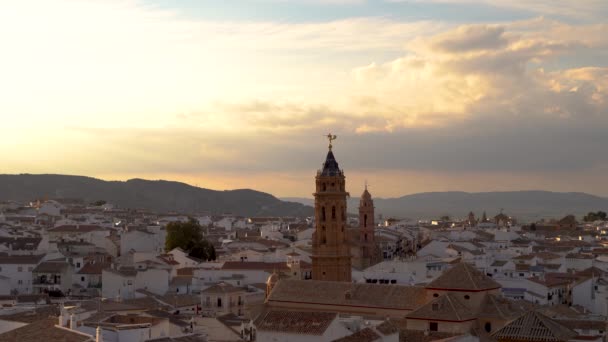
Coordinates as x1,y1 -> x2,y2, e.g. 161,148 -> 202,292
311,135 -> 381,281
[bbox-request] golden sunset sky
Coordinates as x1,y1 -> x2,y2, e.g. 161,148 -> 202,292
1,0 -> 607,197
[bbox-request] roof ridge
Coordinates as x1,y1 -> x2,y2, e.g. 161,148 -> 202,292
463,263 -> 477,290
445,294 -> 461,321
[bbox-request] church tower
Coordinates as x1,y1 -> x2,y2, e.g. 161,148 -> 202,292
359,184 -> 375,261
312,135 -> 351,282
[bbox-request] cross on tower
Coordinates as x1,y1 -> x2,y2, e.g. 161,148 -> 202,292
326,133 -> 337,151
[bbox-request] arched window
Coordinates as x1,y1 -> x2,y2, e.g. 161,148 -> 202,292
321,207 -> 326,221
321,226 -> 326,244
332,206 -> 336,220
364,214 -> 368,228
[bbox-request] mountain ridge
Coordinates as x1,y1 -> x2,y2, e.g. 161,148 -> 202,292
283,190 -> 608,222
0,174 -> 312,217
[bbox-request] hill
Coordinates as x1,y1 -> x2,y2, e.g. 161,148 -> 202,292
0,174 -> 312,217
283,191 -> 608,222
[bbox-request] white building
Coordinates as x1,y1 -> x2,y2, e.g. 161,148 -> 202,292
0,255 -> 43,295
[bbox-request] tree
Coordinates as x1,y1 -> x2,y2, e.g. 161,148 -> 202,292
165,218 -> 216,261
583,211 -> 607,222
190,240 -> 216,261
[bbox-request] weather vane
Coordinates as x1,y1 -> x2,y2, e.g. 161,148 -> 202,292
326,133 -> 337,151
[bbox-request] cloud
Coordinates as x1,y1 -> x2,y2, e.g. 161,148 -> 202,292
1,1 -> 608,196
429,25 -> 508,53
387,0 -> 608,20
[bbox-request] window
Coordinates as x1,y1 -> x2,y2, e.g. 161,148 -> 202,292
0,267 -> 2,272
321,226 -> 327,244
484,322 -> 492,333
321,207 -> 326,221
433,293 -> 439,298
464,295 -> 470,300
217,298 -> 222,307
81,277 -> 85,282
432,303 -> 439,311
127,280 -> 133,285
429,322 -> 438,332
332,206 -> 336,220
364,214 -> 368,228
76,262 -> 81,268
17,267 -> 22,272
322,183 -> 326,191
18,280 -> 22,285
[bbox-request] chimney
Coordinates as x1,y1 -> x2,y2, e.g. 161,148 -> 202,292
96,326 -> 103,342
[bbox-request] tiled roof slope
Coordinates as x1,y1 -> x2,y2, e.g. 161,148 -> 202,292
332,327 -> 380,342
406,293 -> 476,322
491,311 -> 578,342
255,310 -> 337,335
478,294 -> 523,320
0,317 -> 93,342
426,263 -> 501,291
268,279 -> 426,310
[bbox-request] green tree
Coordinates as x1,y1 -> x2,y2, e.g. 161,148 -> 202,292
189,240 -> 216,261
165,218 -> 216,261
583,211 -> 608,222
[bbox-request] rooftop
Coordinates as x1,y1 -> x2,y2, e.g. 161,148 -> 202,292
268,279 -> 426,311
492,311 -> 578,342
255,310 -> 337,335
0,317 -> 93,342
425,262 -> 501,291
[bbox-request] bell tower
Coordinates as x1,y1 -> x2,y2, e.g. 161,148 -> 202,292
312,134 -> 351,282
359,183 -> 375,260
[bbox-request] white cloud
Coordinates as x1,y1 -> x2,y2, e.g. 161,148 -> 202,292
387,0 -> 608,20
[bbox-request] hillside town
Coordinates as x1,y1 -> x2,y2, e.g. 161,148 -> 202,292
1,144 -> 608,342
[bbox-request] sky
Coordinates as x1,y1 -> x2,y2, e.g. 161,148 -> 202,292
1,0 -> 607,198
